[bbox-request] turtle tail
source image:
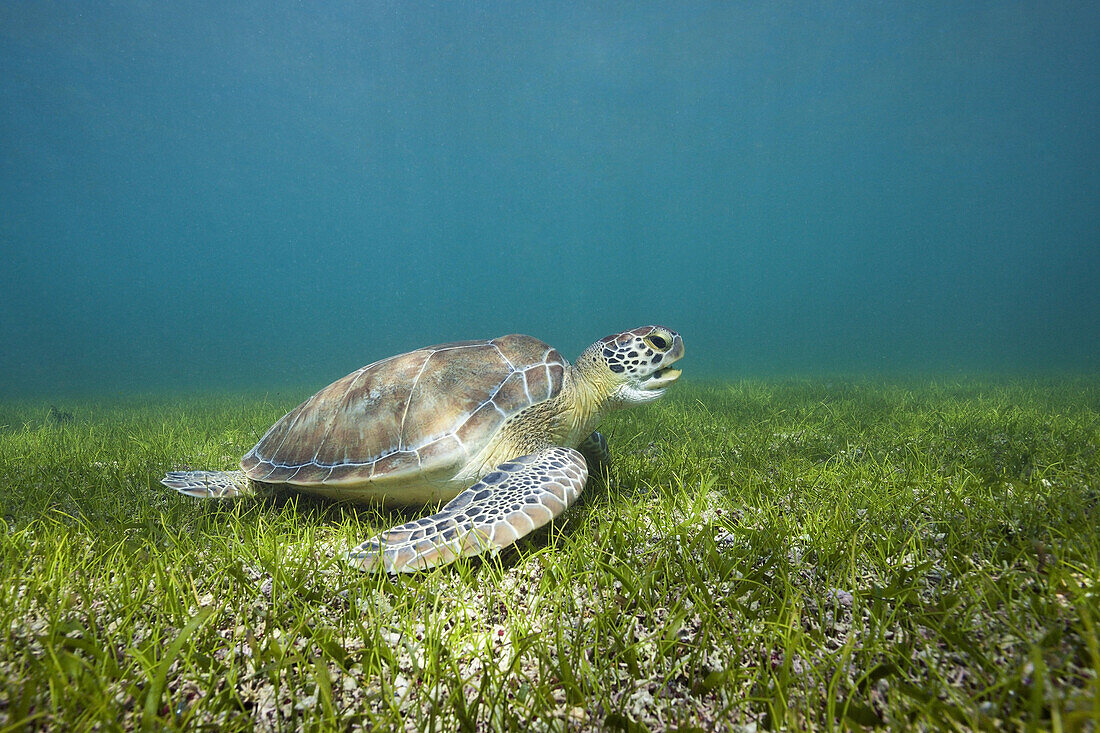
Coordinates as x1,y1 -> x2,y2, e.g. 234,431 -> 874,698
161,470 -> 253,499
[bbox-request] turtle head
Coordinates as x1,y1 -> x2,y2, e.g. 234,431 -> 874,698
576,326 -> 685,407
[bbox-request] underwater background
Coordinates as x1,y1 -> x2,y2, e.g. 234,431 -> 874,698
1,2 -> 1097,398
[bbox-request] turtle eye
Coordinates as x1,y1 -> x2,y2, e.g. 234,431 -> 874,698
645,334 -> 669,351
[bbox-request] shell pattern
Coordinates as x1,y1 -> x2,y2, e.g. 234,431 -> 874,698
240,335 -> 567,487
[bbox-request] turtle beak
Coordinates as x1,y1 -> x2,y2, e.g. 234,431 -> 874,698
643,367 -> 682,389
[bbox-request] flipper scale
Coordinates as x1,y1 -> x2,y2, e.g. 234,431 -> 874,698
161,470 -> 253,499
349,447 -> 587,573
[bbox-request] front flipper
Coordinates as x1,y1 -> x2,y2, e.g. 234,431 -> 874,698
348,447 -> 587,573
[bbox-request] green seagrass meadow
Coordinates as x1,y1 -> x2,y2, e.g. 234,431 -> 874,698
1,378 -> 1098,730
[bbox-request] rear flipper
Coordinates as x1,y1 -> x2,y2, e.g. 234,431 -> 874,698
161,470 -> 253,499
349,447 -> 588,573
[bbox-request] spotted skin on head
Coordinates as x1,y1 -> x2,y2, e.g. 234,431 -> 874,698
574,325 -> 685,407
598,326 -> 676,376
349,447 -> 587,573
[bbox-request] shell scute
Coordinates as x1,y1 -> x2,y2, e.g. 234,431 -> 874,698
325,463 -> 363,484
524,365 -> 550,402
400,342 -> 505,448
373,450 -> 421,477
493,371 -> 531,414
240,450 -> 261,474
417,435 -> 466,467
321,350 -> 427,461
548,362 -> 565,389
455,400 -> 506,448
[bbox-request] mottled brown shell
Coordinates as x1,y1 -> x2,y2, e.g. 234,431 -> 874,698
240,335 -> 567,487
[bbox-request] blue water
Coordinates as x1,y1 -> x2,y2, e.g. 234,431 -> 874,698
2,3 -> 1098,397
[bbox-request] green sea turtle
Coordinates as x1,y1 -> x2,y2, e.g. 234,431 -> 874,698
161,326 -> 684,572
